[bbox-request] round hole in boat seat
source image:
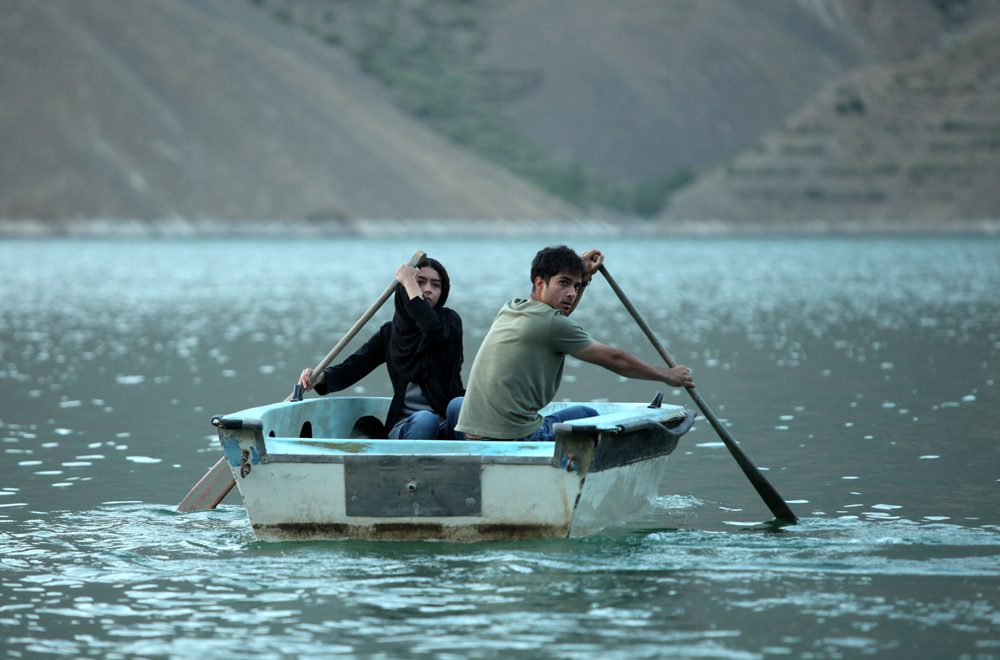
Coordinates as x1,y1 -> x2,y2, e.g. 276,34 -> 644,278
349,415 -> 385,439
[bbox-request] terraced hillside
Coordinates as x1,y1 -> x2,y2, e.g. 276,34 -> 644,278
3,0 -> 999,225
665,18 -> 1000,223
253,0 -> 1000,218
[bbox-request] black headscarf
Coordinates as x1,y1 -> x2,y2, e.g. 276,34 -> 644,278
388,258 -> 450,382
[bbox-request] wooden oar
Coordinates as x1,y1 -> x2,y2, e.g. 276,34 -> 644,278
598,264 -> 798,524
176,249 -> 427,513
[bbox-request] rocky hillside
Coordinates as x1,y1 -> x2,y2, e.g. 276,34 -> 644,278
3,0 -> 999,226
665,17 -> 1000,223
470,0 -> 986,183
256,0 -> 1000,218
0,0 -> 576,222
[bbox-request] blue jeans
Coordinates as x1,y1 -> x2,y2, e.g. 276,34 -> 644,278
389,398 -> 466,440
518,405 -> 598,442
447,397 -> 597,442
387,410 -> 442,440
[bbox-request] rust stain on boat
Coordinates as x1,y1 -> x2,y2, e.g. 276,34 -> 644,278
294,441 -> 373,453
272,522 -> 350,539
474,523 -> 569,541
256,521 -> 569,542
373,522 -> 445,540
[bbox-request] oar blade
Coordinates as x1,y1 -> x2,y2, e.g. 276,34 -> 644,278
598,263 -> 798,524
175,458 -> 235,512
176,249 -> 427,512
725,443 -> 798,523
691,387 -> 798,523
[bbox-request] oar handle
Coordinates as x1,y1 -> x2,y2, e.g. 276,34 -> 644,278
598,264 -> 798,523
285,249 -> 426,402
598,265 -> 677,368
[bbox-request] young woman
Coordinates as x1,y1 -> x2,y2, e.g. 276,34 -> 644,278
298,258 -> 464,439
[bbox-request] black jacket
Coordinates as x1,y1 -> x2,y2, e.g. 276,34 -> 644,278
315,296 -> 464,435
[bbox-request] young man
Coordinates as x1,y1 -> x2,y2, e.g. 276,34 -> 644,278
454,245 -> 694,442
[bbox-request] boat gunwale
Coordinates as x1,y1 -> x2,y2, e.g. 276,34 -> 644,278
216,396 -> 693,470
216,397 -> 689,444
263,452 -> 556,465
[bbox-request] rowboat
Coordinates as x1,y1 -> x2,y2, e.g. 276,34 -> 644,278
212,393 -> 695,542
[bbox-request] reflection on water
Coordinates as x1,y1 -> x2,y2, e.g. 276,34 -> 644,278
1,236 -> 999,658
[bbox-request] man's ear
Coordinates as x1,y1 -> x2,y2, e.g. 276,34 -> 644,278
532,276 -> 545,295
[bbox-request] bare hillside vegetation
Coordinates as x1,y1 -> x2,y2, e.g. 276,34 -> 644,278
666,18 -> 1000,223
257,0 -> 1000,218
0,0 -> 577,221
3,0 -> 1000,225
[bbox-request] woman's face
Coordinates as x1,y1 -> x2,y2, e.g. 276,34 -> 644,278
415,266 -> 443,307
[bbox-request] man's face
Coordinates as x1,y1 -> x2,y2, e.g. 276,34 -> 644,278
416,266 -> 443,308
533,269 -> 582,314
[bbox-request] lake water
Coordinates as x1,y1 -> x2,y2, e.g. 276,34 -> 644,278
1,235 -> 998,659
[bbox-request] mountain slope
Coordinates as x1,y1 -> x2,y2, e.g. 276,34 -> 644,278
0,0 -> 578,221
476,0 -> 1000,185
251,0 -> 1000,219
664,17 -> 1000,223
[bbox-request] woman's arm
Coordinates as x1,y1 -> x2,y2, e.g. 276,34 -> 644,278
396,263 -> 425,301
406,297 -> 461,343
298,326 -> 389,394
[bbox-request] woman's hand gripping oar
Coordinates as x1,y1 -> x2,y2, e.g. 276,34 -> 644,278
175,250 -> 427,513
597,262 -> 798,524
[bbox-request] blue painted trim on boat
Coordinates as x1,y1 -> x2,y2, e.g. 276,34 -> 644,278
215,395 -> 692,463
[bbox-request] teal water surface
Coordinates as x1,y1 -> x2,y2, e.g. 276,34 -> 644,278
1,236 -> 998,658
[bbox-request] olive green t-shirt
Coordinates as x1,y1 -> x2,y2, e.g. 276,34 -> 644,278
456,299 -> 594,439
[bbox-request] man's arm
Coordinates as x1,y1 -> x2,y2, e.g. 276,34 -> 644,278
567,249 -> 603,316
571,341 -> 695,388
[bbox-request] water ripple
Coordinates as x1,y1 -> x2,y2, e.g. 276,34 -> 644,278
2,237 -> 999,658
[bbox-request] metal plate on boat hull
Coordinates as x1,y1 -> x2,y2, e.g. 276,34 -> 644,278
344,455 -> 482,517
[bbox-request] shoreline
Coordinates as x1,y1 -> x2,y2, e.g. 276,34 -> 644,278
1,217 -> 998,239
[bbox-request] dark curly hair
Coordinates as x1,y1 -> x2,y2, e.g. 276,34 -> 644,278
530,245 -> 584,287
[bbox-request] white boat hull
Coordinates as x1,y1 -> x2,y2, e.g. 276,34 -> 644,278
215,396 -> 694,542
